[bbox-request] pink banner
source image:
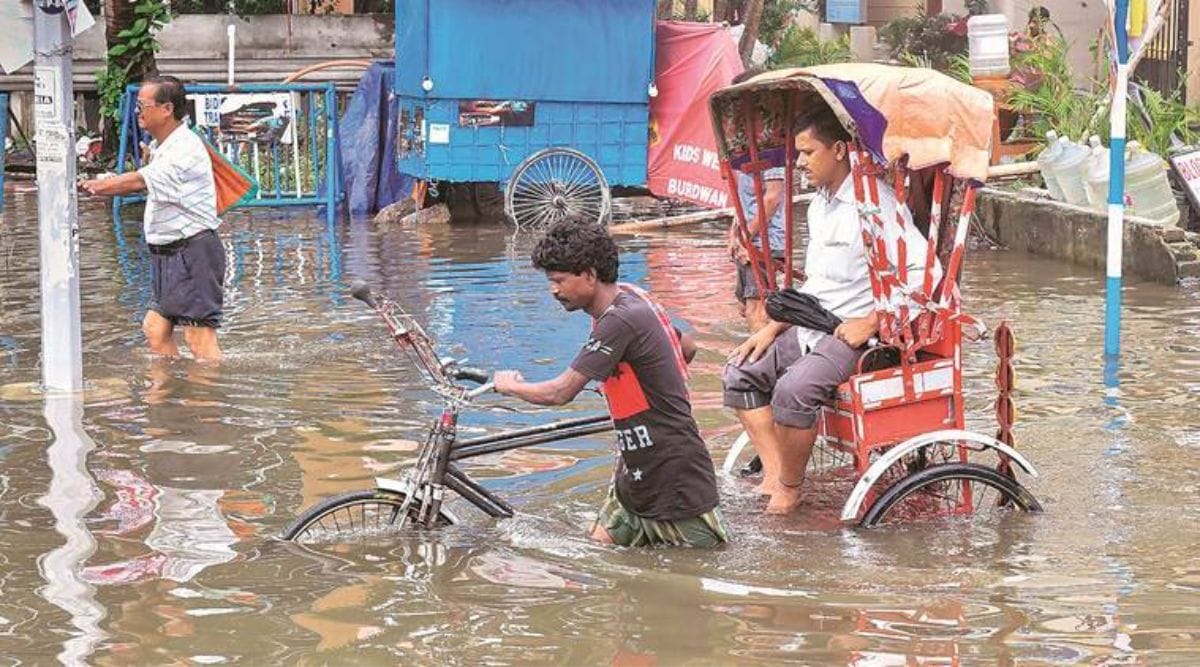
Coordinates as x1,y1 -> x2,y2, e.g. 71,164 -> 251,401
647,21 -> 744,209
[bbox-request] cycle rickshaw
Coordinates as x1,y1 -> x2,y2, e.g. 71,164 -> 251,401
280,64 -> 1043,542
712,63 -> 1042,525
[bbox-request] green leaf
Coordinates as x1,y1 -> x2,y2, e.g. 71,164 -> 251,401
108,44 -> 130,57
132,18 -> 148,33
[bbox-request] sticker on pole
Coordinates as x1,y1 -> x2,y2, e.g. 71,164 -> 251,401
36,124 -> 69,165
34,66 -> 62,126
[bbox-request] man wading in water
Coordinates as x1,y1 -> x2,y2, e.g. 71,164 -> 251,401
494,218 -> 728,547
81,76 -> 226,361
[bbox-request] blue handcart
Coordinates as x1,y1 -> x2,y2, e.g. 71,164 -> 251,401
394,0 -> 656,226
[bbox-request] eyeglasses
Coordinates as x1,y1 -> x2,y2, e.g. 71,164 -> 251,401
136,101 -> 166,114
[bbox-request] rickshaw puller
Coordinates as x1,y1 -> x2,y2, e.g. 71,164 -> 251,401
495,218 -> 728,547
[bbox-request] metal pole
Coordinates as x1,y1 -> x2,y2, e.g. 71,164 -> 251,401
227,24 -> 236,85
1104,0 -> 1130,359
0,92 -> 8,212
33,5 -> 83,393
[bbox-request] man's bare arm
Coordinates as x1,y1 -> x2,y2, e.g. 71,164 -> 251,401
493,367 -> 591,406
80,171 -> 147,197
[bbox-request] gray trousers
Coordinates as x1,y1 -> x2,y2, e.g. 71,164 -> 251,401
722,329 -> 862,429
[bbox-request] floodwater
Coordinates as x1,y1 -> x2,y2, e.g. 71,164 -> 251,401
2,181 -> 1200,665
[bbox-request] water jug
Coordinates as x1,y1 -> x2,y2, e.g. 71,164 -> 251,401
1125,142 -> 1180,227
1036,131 -> 1066,200
967,15 -> 1011,77
1050,138 -> 1090,206
1082,136 -> 1111,212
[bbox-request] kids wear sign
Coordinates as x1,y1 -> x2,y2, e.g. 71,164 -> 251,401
646,22 -> 743,210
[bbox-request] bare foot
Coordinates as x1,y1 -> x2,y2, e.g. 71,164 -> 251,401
764,485 -> 803,514
752,480 -> 776,496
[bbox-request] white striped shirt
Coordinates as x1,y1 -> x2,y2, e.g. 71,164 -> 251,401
139,125 -> 220,245
796,175 -> 941,350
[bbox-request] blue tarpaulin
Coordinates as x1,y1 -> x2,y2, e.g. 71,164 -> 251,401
395,0 -> 655,103
341,62 -> 415,214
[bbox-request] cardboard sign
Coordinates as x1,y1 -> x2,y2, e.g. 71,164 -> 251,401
1168,147 -> 1200,217
188,93 -> 296,145
0,0 -> 96,74
826,0 -> 867,24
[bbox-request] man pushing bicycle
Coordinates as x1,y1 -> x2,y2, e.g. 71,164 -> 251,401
493,217 -> 728,548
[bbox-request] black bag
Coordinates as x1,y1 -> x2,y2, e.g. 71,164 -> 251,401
764,288 -> 842,335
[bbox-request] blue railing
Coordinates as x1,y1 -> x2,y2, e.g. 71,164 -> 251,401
113,82 -> 345,226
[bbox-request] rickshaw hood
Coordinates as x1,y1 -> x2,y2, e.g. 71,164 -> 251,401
710,63 -> 995,182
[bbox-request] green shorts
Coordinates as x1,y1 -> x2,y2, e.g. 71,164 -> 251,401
595,486 -> 729,548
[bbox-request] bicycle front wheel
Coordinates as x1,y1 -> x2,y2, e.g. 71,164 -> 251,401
281,489 -> 454,544
860,463 -> 1042,528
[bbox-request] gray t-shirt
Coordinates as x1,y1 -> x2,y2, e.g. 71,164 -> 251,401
570,291 -> 718,521
737,168 -> 787,253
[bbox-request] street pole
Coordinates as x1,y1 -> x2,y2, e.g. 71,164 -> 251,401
33,2 -> 84,393
1104,0 -> 1130,360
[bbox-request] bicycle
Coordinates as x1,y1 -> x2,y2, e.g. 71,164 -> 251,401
281,280 -> 614,544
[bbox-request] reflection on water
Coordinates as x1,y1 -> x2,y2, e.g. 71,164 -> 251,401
38,394 -> 105,666
2,187 -> 1200,662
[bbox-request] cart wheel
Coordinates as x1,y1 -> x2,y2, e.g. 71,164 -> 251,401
505,147 -> 611,228
860,463 -> 1042,527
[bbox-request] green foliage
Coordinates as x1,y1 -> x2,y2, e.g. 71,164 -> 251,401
1005,35 -> 1104,142
768,26 -> 851,68
95,65 -> 128,122
879,11 -> 969,72
1128,82 -> 1200,156
94,0 -> 171,121
172,0 -> 286,14
759,0 -> 819,48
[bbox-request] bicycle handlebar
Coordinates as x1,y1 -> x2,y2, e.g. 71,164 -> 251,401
451,366 -> 491,385
349,279 -> 377,308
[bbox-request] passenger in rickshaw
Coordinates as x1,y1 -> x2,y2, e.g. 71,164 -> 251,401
722,103 -> 942,514
728,70 -> 787,333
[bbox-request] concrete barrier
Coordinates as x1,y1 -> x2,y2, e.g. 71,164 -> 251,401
975,187 -> 1200,284
0,14 -> 393,92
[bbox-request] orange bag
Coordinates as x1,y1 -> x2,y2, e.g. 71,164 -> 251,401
195,129 -> 258,214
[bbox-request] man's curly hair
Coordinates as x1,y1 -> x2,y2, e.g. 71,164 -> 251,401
531,216 -> 619,283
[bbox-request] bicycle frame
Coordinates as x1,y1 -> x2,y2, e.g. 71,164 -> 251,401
349,280 -> 614,527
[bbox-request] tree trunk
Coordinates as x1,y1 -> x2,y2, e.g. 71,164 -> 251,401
656,0 -> 675,19
713,0 -> 733,23
683,0 -> 699,20
100,0 -> 160,155
738,0 -> 765,65
102,0 -> 159,81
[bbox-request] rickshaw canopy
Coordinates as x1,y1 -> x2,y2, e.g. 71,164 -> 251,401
709,63 -> 995,182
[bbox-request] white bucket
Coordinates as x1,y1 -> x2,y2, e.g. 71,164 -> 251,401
967,14 -> 1011,78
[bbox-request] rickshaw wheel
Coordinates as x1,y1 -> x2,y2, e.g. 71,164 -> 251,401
859,463 -> 1042,528
505,147 -> 612,228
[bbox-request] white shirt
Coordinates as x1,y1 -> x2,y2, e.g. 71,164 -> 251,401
796,174 -> 942,350
139,124 -> 220,245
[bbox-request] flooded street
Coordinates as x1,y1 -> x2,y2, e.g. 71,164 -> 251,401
3,183 -> 1200,664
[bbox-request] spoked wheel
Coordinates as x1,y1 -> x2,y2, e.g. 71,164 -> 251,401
860,463 -> 1042,528
281,489 -> 454,544
504,147 -> 611,228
